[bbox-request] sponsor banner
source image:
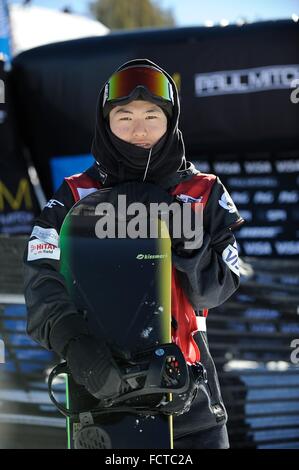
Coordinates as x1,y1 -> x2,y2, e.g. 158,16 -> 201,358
242,241 -> 273,256
253,191 -> 275,204
0,210 -> 34,234
213,161 -> 241,175
265,209 -> 287,222
195,65 -> 299,97
275,241 -> 299,255
194,155 -> 299,257
275,160 -> 299,173
193,160 -> 211,173
227,177 -> 278,188
243,308 -> 280,319
278,191 -> 299,204
239,240 -> 299,256
231,192 -> 250,204
237,226 -> 283,239
244,161 -> 272,174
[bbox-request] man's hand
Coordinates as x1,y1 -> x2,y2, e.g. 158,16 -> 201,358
65,335 -> 125,403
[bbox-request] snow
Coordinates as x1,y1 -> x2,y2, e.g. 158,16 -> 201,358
8,4 -> 109,56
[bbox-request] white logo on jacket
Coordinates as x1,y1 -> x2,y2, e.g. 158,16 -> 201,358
222,242 -> 239,276
30,226 -> 59,246
45,199 -> 64,208
218,191 -> 237,213
176,194 -> 203,203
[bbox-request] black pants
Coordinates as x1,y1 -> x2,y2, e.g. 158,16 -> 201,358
174,424 -> 230,449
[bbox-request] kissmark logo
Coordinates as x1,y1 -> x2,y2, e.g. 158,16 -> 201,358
136,254 -> 168,260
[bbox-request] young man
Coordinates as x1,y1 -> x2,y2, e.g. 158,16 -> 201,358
23,59 -> 244,449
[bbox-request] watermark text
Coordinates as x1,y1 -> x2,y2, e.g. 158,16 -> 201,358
94,196 -> 204,250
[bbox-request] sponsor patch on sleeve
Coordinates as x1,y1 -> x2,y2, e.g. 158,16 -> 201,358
27,239 -> 61,261
218,191 -> 237,213
222,242 -> 240,276
30,226 -> 59,246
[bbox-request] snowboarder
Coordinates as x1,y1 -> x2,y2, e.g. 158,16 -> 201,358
24,58 -> 244,449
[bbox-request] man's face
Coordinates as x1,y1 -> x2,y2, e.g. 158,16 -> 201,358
109,100 -> 168,149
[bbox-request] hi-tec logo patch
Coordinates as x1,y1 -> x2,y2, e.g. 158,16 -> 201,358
222,243 -> 239,276
45,199 -> 64,209
136,254 -> 168,260
27,239 -> 61,261
218,192 -> 237,213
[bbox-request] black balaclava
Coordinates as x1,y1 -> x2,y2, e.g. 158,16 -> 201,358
91,58 -> 186,185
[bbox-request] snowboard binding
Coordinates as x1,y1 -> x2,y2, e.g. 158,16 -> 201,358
48,342 -> 206,419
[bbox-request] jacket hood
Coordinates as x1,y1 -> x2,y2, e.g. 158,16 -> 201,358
91,58 -> 186,186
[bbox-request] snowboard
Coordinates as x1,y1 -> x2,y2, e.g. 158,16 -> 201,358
50,184 -> 180,449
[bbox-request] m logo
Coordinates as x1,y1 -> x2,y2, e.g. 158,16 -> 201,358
0,179 -> 32,211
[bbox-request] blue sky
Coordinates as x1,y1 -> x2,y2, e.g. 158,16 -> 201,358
9,0 -> 299,25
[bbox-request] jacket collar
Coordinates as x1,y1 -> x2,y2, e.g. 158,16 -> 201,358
85,160 -> 199,191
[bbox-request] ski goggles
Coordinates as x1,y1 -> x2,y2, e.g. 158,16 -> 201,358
103,66 -> 174,107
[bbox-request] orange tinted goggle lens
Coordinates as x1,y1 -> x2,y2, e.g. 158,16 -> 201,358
106,66 -> 173,103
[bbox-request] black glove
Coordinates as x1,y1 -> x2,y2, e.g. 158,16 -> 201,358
65,334 -> 125,403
